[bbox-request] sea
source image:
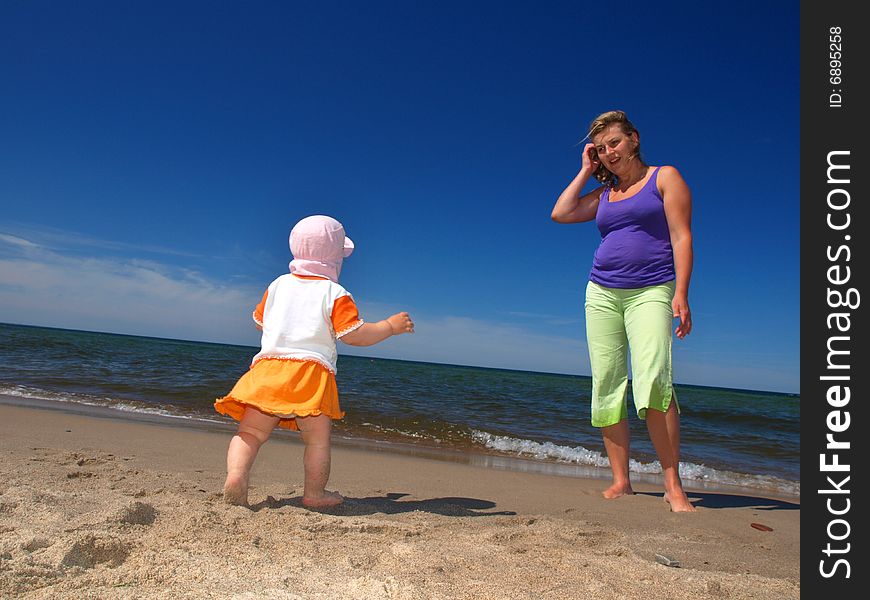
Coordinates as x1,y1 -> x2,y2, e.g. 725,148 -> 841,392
0,322 -> 799,498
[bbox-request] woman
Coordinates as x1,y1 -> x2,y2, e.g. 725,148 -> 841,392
551,110 -> 696,512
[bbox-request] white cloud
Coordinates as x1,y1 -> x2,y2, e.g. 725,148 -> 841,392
669,359 -> 796,394
0,233 -> 260,346
1,224 -> 200,258
0,233 -> 40,249
342,304 -> 591,375
0,232 -> 591,376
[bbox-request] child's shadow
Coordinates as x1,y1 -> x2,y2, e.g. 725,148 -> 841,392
252,492 -> 517,517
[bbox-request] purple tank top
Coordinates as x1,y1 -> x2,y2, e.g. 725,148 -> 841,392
589,166 -> 675,289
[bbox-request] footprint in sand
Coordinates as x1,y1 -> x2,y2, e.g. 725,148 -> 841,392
115,501 -> 158,526
60,534 -> 131,569
488,530 -> 524,544
347,553 -> 378,570
63,452 -> 115,467
21,536 -> 54,552
231,591 -> 304,600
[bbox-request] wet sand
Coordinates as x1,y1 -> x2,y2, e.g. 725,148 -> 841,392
0,401 -> 799,599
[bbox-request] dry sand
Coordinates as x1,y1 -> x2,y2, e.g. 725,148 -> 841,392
0,401 -> 799,599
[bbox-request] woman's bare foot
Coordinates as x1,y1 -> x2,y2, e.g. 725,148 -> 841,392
602,482 -> 634,499
223,474 -> 249,506
302,490 -> 344,508
663,490 -> 696,512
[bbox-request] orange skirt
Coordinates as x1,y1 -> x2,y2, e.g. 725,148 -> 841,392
214,358 -> 343,431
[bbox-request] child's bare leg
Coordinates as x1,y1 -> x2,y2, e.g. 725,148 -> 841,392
601,419 -> 634,498
646,400 -> 696,512
224,407 -> 279,506
296,414 -> 343,508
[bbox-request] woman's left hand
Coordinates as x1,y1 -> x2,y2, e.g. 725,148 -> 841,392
672,295 -> 692,339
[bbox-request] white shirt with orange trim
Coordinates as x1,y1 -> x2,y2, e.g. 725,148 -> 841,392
251,274 -> 363,373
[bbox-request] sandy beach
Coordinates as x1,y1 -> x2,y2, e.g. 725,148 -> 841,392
0,400 -> 799,599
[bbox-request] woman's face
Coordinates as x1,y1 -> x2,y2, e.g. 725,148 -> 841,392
592,123 -> 638,174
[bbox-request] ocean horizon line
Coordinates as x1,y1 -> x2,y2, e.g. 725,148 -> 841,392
2,321 -> 800,396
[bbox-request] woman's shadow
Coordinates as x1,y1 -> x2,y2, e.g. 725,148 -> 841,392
637,491 -> 799,510
251,492 -> 518,516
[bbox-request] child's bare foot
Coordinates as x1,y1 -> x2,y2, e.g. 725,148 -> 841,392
602,482 -> 634,499
663,490 -> 696,512
302,490 -> 344,508
223,475 -> 249,506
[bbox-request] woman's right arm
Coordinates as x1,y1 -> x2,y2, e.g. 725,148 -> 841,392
551,143 -> 604,223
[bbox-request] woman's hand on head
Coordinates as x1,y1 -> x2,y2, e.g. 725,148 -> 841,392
581,142 -> 600,174
387,312 -> 415,335
672,295 -> 692,339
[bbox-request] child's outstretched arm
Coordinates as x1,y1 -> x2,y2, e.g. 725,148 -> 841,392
340,312 -> 414,347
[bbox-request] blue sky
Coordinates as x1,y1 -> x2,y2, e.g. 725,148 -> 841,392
0,1 -> 799,393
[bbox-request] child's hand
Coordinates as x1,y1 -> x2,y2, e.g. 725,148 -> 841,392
340,313 -> 413,346
387,312 -> 415,335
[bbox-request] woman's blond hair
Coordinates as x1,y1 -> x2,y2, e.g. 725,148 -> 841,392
586,110 -> 643,185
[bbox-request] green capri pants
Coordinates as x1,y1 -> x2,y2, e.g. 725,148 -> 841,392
584,280 -> 679,428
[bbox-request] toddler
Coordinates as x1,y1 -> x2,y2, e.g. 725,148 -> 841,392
214,215 -> 414,508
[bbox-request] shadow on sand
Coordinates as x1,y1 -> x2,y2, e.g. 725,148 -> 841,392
636,491 -> 799,511
250,492 -> 518,517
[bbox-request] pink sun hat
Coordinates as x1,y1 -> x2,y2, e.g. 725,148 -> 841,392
288,215 -> 354,282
